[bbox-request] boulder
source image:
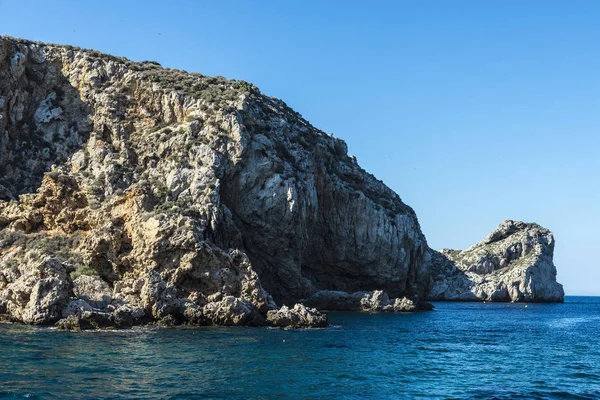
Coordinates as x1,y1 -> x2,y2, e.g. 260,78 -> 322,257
266,304 -> 328,328
0,257 -> 72,324
202,296 -> 265,326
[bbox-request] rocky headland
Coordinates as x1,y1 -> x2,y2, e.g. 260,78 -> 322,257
0,37 -> 563,330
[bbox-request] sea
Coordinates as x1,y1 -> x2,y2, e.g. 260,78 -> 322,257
1,296 -> 599,399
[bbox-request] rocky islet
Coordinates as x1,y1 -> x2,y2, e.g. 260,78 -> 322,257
428,220 -> 564,302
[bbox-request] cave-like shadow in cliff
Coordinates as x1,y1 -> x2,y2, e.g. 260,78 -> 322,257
0,47 -> 91,200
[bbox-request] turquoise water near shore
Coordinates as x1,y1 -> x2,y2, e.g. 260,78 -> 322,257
1,296 -> 599,399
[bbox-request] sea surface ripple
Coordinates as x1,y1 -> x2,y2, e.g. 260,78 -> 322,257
1,296 -> 599,399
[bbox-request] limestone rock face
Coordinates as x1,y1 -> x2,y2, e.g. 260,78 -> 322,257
428,220 -> 564,302
0,37 -> 430,328
72,275 -> 112,308
0,256 -> 73,324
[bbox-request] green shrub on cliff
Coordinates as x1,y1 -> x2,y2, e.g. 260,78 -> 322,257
70,264 -> 98,280
234,80 -> 256,93
0,230 -> 85,267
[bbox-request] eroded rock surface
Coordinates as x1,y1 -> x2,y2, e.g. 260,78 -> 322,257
266,304 -> 328,328
0,36 -> 431,329
428,220 -> 564,302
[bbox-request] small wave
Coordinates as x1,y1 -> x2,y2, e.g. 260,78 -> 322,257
415,345 -> 451,353
467,390 -> 598,400
570,372 -> 600,380
548,317 -> 600,328
0,392 -> 39,400
535,391 -> 598,400
323,343 -> 351,349
333,374 -> 367,381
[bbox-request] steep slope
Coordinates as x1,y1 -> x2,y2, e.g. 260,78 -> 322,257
0,37 -> 430,328
428,220 -> 564,302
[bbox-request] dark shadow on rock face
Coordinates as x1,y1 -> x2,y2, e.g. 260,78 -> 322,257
219,96 -> 429,306
0,39 -> 90,197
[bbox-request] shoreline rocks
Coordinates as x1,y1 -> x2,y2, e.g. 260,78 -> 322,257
301,290 -> 434,312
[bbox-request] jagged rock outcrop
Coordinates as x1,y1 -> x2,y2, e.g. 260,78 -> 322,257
0,257 -> 73,324
266,304 -> 328,328
428,220 -> 564,302
0,36 -> 431,329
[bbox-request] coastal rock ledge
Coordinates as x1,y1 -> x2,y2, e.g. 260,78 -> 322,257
0,36 -> 433,329
428,220 -> 565,302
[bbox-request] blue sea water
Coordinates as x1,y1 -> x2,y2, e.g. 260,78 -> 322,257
1,296 -> 599,399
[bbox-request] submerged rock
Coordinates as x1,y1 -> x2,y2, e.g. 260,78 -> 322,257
427,220 -> 564,302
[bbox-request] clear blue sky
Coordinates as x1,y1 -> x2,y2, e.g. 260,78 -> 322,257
2,0 -> 598,295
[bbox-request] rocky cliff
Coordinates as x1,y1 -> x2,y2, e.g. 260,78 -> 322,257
0,37 -> 430,329
428,220 -> 565,302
